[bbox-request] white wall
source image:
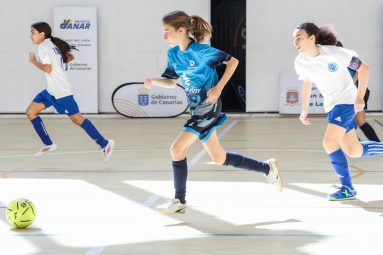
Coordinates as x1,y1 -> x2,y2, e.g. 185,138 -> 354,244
1,0 -> 382,113
247,0 -> 383,112
0,0 -> 209,113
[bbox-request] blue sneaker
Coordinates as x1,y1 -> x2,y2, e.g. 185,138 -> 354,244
327,185 -> 357,201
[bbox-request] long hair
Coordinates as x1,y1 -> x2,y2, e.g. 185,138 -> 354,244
32,22 -> 78,63
296,22 -> 338,46
162,10 -> 212,42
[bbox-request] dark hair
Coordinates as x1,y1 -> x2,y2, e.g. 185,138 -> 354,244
296,22 -> 338,46
335,40 -> 343,47
32,22 -> 78,63
162,10 -> 212,42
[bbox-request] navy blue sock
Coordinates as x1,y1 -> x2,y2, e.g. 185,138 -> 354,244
80,119 -> 108,148
361,141 -> 383,157
173,158 -> 188,204
360,123 -> 380,142
328,149 -> 353,189
223,152 -> 270,175
31,116 -> 53,145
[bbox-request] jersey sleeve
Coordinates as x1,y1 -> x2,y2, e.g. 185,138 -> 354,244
333,46 -> 363,71
200,45 -> 232,67
294,58 -> 308,81
161,50 -> 179,79
37,44 -> 52,65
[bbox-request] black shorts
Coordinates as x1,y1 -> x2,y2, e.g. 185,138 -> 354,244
183,100 -> 227,143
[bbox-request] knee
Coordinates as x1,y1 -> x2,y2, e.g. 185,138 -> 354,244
322,136 -> 339,152
170,143 -> 187,161
210,153 -> 226,165
25,108 -> 38,120
343,146 -> 362,158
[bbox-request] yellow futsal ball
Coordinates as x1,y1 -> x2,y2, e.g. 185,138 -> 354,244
6,198 -> 36,229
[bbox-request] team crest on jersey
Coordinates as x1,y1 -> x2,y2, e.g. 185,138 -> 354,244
328,62 -> 338,72
285,89 -> 299,105
189,60 -> 195,67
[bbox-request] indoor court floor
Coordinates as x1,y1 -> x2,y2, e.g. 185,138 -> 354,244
0,114 -> 382,255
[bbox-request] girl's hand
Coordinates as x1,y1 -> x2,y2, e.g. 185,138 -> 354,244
299,110 -> 310,125
29,53 -> 37,64
144,78 -> 153,89
206,86 -> 222,104
354,97 -> 365,113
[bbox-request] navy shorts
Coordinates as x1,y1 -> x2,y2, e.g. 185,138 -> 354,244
33,89 -> 80,116
183,100 -> 227,143
326,104 -> 356,132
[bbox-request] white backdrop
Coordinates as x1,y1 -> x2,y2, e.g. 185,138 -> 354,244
247,0 -> 383,112
0,0 -> 381,113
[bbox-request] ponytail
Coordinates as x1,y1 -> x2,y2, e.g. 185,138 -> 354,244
32,22 -> 78,63
190,15 -> 212,42
296,22 -> 338,46
163,10 -> 212,42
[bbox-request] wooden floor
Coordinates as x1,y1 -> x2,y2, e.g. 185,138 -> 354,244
0,114 -> 382,255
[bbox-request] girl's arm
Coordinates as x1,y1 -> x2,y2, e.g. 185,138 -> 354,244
206,57 -> 239,103
29,53 -> 52,73
300,79 -> 312,125
144,78 -> 177,89
354,63 -> 369,112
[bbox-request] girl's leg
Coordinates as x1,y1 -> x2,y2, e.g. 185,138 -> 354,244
26,102 -> 56,155
156,131 -> 198,214
202,131 -> 283,192
69,113 -> 114,161
340,127 -> 383,158
323,124 -> 356,200
355,111 -> 380,142
69,113 -> 109,148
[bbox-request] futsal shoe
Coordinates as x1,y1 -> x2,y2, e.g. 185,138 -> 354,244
35,143 -> 58,157
265,159 -> 283,192
102,140 -> 115,162
156,199 -> 186,214
327,185 -> 357,201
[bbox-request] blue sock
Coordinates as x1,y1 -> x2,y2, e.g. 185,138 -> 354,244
31,116 -> 53,145
173,158 -> 188,204
361,141 -> 383,157
328,149 -> 353,189
80,119 -> 108,148
223,152 -> 270,175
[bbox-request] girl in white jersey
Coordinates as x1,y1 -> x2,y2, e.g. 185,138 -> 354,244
293,23 -> 383,200
27,22 -> 114,161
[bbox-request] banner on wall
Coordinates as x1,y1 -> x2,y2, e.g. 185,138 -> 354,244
112,83 -> 188,118
279,71 -> 325,114
53,6 -> 98,113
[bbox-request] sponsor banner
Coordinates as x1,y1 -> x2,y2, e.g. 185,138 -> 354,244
53,6 -> 98,113
112,83 -> 188,118
279,71 -> 325,114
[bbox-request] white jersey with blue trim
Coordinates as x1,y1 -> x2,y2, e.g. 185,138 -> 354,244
38,38 -> 72,99
294,45 -> 360,112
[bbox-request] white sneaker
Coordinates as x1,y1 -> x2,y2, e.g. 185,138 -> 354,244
156,199 -> 187,214
102,140 -> 115,162
265,159 -> 283,192
35,143 -> 58,157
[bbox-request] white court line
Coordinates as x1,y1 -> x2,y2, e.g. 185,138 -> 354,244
84,120 -> 238,255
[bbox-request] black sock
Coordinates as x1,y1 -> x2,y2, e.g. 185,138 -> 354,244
172,158 -> 188,204
223,152 -> 269,175
360,122 -> 380,142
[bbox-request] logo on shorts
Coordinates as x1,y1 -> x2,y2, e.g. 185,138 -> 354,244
334,116 -> 342,122
328,62 -> 338,72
